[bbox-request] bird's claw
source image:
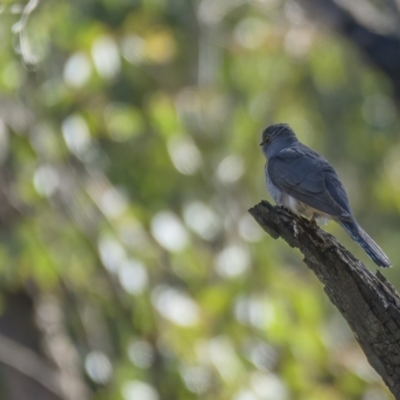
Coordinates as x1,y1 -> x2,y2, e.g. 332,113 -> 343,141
310,217 -> 318,229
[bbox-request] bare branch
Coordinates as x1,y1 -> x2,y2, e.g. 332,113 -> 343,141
249,200 -> 400,398
0,331 -> 64,398
296,0 -> 400,99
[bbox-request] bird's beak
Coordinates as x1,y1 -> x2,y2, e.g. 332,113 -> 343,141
259,141 -> 264,146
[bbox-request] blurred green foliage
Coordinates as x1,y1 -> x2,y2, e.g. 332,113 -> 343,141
0,0 -> 397,399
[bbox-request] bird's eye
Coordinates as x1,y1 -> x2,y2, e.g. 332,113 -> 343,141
265,136 -> 271,145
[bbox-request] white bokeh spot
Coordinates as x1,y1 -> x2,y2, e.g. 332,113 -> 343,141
62,114 -> 91,157
122,380 -> 159,400
152,286 -> 200,327
64,52 -> 92,88
215,245 -> 250,278
216,155 -> 245,183
183,201 -> 220,240
84,351 -> 113,384
92,35 -> 121,80
151,211 -> 189,252
98,235 -> 127,273
33,165 -> 59,197
118,259 -> 148,295
167,135 -> 202,175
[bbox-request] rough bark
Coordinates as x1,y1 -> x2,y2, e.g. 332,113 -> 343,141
249,200 -> 400,399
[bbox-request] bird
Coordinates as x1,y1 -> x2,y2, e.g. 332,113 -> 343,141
260,123 -> 391,268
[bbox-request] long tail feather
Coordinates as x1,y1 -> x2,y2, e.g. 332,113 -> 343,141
339,219 -> 391,268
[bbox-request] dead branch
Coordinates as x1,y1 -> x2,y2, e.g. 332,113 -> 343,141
249,200 -> 400,399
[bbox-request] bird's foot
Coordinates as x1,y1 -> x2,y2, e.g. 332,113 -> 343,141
279,205 -> 291,213
310,216 -> 318,229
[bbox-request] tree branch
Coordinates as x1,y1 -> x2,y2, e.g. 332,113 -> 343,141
296,0 -> 400,100
0,331 -> 64,398
249,200 -> 400,399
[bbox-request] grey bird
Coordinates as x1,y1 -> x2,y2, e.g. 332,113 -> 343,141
260,123 -> 391,268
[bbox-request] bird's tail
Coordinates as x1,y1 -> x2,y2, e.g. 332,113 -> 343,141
339,219 -> 391,268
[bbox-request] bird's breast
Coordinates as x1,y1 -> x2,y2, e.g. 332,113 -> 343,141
265,167 -> 297,211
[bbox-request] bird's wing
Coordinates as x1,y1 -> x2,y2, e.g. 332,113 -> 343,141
267,148 -> 352,219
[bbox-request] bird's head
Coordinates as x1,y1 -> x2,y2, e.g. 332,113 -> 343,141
260,123 -> 298,158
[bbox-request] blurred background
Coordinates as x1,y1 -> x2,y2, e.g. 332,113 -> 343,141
0,0 -> 399,399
